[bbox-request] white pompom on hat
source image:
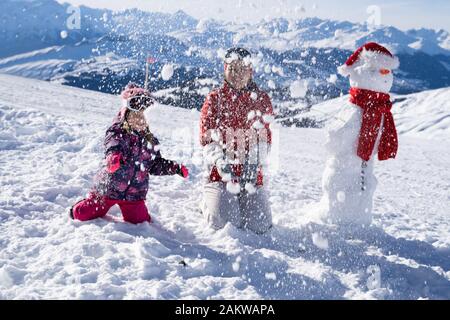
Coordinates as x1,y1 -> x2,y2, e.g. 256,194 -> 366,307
338,42 -> 400,77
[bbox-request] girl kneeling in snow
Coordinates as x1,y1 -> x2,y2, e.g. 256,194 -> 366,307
70,83 -> 189,224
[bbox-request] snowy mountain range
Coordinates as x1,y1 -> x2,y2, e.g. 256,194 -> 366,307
1,0 -> 450,113
0,73 -> 449,299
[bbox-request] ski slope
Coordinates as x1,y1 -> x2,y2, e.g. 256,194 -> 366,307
0,74 -> 449,299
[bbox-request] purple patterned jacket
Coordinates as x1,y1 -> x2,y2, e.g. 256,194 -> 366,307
94,110 -> 179,201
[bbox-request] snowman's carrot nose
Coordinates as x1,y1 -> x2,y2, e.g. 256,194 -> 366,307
380,68 -> 391,75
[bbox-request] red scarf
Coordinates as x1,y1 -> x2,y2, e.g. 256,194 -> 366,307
350,88 -> 398,161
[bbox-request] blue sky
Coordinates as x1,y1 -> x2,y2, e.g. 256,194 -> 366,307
59,0 -> 450,31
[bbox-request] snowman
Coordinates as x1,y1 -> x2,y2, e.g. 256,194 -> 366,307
319,42 -> 399,226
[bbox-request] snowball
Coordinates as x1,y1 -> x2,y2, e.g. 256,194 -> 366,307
250,92 -> 258,101
60,30 -> 68,39
312,233 -> 329,250
290,80 -> 308,98
161,64 -> 174,81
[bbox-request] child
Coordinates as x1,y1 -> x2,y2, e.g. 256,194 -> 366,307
70,83 -> 189,224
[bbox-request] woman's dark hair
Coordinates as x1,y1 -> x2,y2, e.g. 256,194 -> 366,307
224,47 -> 252,61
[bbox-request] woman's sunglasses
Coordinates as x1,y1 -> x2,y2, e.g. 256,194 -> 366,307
125,95 -> 153,112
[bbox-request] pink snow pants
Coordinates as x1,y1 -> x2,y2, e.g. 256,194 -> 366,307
72,193 -> 151,224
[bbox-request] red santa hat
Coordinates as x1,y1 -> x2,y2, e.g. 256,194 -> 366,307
338,42 -> 400,77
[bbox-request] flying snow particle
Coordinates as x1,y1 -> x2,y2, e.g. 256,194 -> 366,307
60,30 -> 68,39
252,121 -> 264,130
161,64 -> 174,81
196,19 -> 208,32
337,191 -> 346,202
265,272 -> 277,281
294,5 -> 306,14
245,183 -> 257,194
267,80 -> 276,89
327,74 -> 338,84
226,181 -> 241,195
232,256 -> 242,272
312,233 -> 329,250
217,48 -> 227,60
247,110 -> 256,120
334,29 -> 342,38
262,114 -> 275,124
290,80 -> 308,98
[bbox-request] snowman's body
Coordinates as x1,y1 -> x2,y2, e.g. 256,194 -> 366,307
320,101 -> 384,226
318,42 -> 399,226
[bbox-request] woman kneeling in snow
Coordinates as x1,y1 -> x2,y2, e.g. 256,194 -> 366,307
70,83 -> 189,224
200,48 -> 274,234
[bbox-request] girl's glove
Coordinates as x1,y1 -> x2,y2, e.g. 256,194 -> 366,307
106,152 -> 124,174
176,164 -> 189,179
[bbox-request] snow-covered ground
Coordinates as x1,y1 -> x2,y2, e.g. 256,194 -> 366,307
0,74 -> 448,299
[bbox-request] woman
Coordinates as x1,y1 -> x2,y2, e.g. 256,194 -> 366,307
199,47 -> 274,234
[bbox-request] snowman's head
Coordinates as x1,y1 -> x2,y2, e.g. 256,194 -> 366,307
338,42 -> 399,94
